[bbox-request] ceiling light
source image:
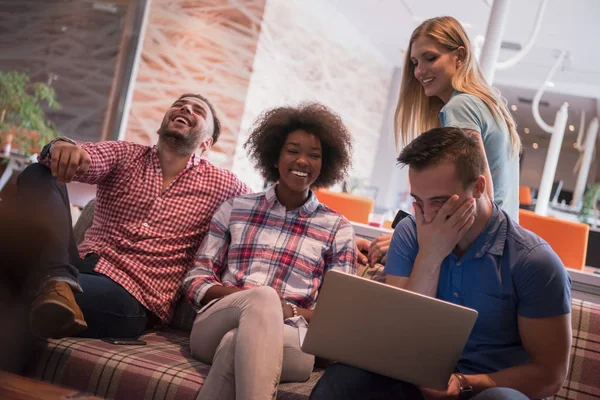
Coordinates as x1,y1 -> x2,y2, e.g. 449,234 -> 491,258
545,81 -> 555,87
532,143 -> 539,149
524,128 -> 530,134
573,143 -> 578,149
511,105 -> 518,111
569,125 -> 575,132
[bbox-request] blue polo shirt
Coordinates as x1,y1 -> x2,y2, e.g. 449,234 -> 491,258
384,204 -> 571,374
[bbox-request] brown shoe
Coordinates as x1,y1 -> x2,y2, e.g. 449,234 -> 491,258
30,281 -> 87,338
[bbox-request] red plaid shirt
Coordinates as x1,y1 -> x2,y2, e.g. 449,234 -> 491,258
40,140 -> 249,322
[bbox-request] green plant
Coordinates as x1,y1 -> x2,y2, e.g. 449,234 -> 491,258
579,183 -> 600,224
0,71 -> 61,155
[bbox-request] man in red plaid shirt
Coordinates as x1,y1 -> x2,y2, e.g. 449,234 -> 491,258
18,93 -> 250,339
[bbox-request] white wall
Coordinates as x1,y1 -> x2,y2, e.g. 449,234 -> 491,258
231,0 -> 394,191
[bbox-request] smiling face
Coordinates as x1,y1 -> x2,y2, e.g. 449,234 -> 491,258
276,129 -> 322,197
409,159 -> 482,223
157,96 -> 214,154
410,35 -> 462,103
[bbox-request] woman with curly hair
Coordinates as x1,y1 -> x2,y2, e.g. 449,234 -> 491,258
183,103 -> 357,400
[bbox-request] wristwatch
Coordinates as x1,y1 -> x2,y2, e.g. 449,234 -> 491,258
40,136 -> 78,159
454,373 -> 473,400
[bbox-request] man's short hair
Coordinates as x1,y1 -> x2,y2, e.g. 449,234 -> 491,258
176,93 -> 221,144
397,127 -> 486,188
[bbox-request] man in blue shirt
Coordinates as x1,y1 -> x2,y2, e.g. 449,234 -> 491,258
310,127 -> 572,400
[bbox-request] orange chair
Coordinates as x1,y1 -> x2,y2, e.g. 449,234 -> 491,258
519,186 -> 532,206
518,209 -> 589,270
314,189 -> 374,224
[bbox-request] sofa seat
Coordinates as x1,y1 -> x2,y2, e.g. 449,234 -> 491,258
556,299 -> 600,399
26,329 -> 324,400
25,201 -> 600,399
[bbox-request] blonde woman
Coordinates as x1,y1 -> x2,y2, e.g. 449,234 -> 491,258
360,16 -> 521,267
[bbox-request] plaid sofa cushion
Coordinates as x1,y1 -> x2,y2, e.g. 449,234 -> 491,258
26,329 -> 323,400
553,299 -> 600,399
27,330 -> 207,400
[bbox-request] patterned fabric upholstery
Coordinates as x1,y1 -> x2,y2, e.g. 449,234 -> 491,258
38,202 -> 596,399
554,299 -> 600,399
26,330 -> 322,399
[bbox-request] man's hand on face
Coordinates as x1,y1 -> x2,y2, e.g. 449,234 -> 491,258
414,195 -> 475,263
50,141 -> 91,184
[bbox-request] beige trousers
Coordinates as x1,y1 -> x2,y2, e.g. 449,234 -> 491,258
189,287 -> 315,400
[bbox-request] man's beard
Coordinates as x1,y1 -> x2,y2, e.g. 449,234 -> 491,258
158,126 -> 203,155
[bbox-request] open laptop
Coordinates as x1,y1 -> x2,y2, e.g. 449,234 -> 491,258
301,270 -> 478,390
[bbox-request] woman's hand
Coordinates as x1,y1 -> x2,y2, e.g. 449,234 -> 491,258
281,299 -> 294,319
355,238 -> 370,265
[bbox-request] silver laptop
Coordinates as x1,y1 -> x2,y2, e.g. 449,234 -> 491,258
301,270 -> 478,390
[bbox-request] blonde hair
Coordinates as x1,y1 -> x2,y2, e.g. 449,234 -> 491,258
394,16 -> 521,157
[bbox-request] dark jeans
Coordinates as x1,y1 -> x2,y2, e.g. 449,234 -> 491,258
310,364 -> 530,400
17,163 -> 151,339
310,363 -> 424,400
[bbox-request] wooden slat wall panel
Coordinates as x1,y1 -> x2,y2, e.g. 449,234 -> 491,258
123,0 -> 267,168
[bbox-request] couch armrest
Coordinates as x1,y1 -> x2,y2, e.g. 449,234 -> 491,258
73,199 -> 96,246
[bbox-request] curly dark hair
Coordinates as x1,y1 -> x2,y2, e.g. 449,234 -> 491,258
244,103 -> 353,188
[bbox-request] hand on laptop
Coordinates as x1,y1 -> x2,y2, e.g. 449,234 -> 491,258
355,238 -> 370,266
420,373 -> 461,399
414,195 -> 475,262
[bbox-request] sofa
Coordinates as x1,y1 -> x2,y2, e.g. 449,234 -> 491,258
25,201 -> 600,399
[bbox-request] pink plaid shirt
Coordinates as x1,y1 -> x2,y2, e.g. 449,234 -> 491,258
183,186 -> 357,310
40,140 -> 249,322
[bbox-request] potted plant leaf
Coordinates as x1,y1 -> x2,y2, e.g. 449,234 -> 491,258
0,71 -> 61,156
579,183 -> 600,225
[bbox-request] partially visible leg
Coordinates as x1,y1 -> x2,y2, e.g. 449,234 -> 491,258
472,387 -> 530,400
18,163 -> 87,338
190,287 -> 284,400
197,329 -> 238,400
75,271 -> 148,338
17,163 -> 81,287
280,324 -> 315,383
309,363 -> 424,400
